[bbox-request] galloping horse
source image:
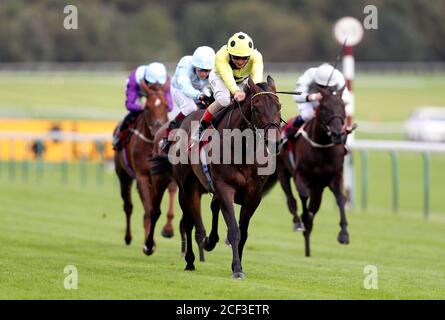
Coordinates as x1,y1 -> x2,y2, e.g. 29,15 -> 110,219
151,76 -> 281,278
113,83 -> 176,253
277,85 -> 351,257
150,119 -> 205,261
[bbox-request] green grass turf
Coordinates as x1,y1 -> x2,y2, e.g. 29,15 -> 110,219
0,162 -> 444,299
1,72 -> 444,125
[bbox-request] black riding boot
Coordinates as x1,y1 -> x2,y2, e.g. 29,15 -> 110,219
161,120 -> 180,152
113,111 -> 140,150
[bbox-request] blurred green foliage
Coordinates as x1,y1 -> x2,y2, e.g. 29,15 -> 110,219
1,0 -> 444,62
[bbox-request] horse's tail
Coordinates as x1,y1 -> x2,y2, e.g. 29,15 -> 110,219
262,170 -> 278,196
149,154 -> 172,177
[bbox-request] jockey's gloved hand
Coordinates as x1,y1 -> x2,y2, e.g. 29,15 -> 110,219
307,93 -> 323,102
234,90 -> 246,102
197,94 -> 214,108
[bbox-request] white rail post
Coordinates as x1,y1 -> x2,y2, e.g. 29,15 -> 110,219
334,17 -> 364,208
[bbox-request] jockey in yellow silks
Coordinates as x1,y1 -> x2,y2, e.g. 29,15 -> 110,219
192,32 -> 264,142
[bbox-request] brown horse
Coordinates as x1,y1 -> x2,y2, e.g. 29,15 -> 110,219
113,83 -> 176,253
277,85 -> 350,257
151,76 -> 281,278
147,107 -> 210,262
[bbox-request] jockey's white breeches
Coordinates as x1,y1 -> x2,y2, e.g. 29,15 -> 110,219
171,87 -> 198,117
209,70 -> 248,109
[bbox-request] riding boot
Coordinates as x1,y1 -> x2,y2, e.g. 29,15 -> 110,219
192,110 -> 213,143
113,111 -> 138,150
280,115 -> 305,151
161,112 -> 186,152
113,122 -> 126,150
292,114 -> 305,129
112,127 -> 121,150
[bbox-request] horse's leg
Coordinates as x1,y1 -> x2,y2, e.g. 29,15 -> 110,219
190,183 -> 206,262
215,182 -> 242,279
116,163 -> 134,245
277,164 -> 304,231
329,174 -> 349,245
304,187 -> 323,256
178,187 -> 196,271
203,196 -> 220,252
295,174 -> 313,257
144,174 -> 169,254
179,216 -> 186,257
238,195 -> 261,265
161,181 -> 177,238
195,222 -> 206,262
134,175 -> 154,255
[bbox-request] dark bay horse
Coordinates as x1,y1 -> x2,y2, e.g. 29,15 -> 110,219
146,120 -> 203,260
113,83 -> 176,253
151,76 -> 281,278
277,85 -> 351,257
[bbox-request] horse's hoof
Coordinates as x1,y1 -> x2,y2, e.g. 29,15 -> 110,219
161,228 -> 174,238
202,237 -> 217,252
293,222 -> 305,232
337,233 -> 350,245
124,236 -> 132,245
185,264 -> 195,271
232,272 -> 245,280
143,245 -> 156,255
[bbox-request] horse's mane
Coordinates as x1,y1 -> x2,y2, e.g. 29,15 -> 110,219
219,80 -> 274,128
255,82 -> 269,91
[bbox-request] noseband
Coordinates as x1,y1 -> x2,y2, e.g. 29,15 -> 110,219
318,94 -> 346,136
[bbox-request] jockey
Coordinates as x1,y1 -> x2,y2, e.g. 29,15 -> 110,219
161,46 -> 216,151
284,63 -> 351,141
191,32 -> 263,143
113,62 -> 173,149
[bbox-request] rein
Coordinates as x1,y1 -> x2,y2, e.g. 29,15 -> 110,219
236,91 -> 282,131
130,128 -> 154,144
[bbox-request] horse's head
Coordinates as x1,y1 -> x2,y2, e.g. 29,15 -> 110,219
316,84 -> 346,145
247,76 -> 282,149
143,82 -> 169,130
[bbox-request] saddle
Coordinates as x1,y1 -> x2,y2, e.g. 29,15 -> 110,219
113,113 -> 143,150
211,104 -> 234,128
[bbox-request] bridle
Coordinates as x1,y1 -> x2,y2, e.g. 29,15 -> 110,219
138,93 -> 167,142
320,113 -> 345,137
237,91 -> 282,133
317,93 -> 346,137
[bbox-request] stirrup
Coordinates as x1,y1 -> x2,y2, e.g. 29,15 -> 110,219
112,135 -> 120,150
189,127 -> 202,150
160,137 -> 171,152
278,137 -> 288,150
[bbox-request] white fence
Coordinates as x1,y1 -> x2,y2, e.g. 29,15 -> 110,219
350,139 -> 445,153
348,139 -> 445,218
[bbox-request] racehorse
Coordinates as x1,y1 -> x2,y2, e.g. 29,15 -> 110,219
150,76 -> 281,278
147,120 -> 204,260
277,85 -> 351,257
113,83 -> 176,253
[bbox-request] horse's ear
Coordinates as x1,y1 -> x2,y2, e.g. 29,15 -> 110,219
316,84 -> 330,97
247,76 -> 257,93
267,75 -> 276,92
140,80 -> 151,96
